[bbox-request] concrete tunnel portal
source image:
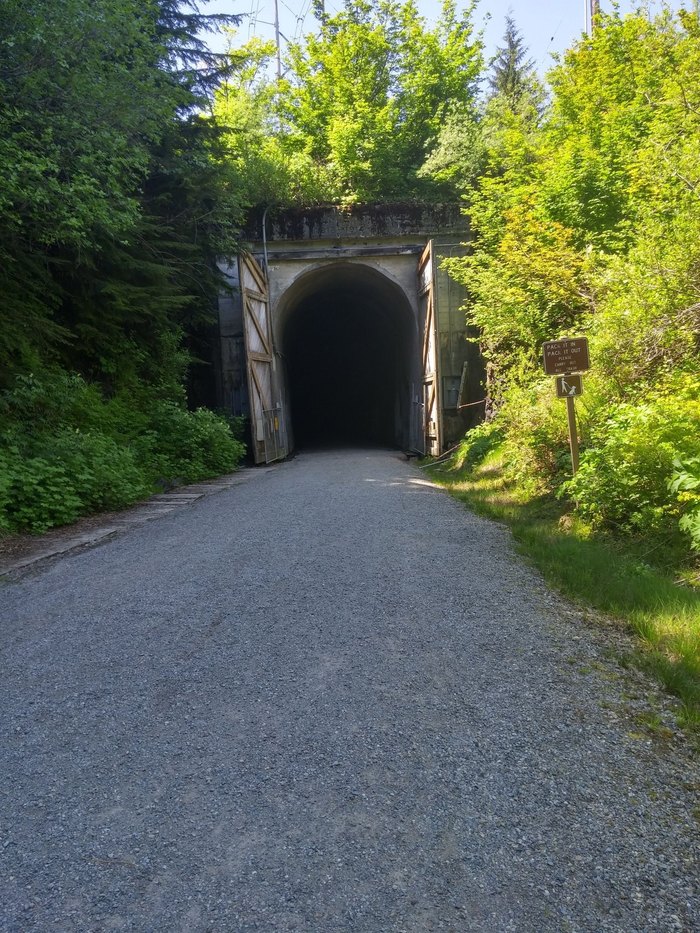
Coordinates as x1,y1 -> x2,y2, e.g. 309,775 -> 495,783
279,263 -> 415,450
216,205 -> 477,463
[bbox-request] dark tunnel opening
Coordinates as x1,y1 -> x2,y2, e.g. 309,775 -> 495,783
282,266 -> 414,450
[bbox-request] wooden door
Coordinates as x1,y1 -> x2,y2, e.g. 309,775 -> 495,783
417,241 -> 441,456
240,253 -> 287,464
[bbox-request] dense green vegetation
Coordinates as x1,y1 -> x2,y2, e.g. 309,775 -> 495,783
427,8 -> 700,571
0,0 -> 246,533
0,372 -> 243,532
214,0 -> 484,203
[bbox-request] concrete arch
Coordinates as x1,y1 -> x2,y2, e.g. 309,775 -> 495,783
274,261 -> 419,450
216,207 -> 478,461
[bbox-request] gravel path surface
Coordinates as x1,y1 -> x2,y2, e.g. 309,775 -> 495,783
1,449 -> 698,932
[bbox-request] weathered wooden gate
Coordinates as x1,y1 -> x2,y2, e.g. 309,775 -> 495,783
417,241 -> 441,456
239,253 -> 288,464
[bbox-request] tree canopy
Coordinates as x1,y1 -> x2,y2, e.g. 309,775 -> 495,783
0,0 -> 241,386
0,0 -> 248,533
438,7 -> 700,550
215,0 -> 483,204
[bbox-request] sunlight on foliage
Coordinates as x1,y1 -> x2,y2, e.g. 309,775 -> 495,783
215,0 -> 483,204
437,6 -> 700,560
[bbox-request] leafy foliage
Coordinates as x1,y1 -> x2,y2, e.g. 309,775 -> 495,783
213,36 -> 335,206
564,382 -> 700,538
438,8 -> 700,560
0,372 -> 245,533
420,12 -> 544,198
0,0 -> 244,385
670,458 -> 700,552
215,0 -> 483,204
0,1 -> 249,533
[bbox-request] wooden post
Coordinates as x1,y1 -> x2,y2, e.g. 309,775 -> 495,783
566,394 -> 580,474
542,338 -> 589,476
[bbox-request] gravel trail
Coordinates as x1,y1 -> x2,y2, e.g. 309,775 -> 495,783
1,449 -> 698,932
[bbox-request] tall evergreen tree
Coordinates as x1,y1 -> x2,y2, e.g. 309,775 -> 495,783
488,15 -> 537,108
0,0 -> 241,389
420,12 -> 545,199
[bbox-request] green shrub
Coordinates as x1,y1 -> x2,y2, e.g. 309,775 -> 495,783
1,453 -> 82,533
0,370 -> 246,533
495,381 -> 573,494
0,454 -> 14,532
0,371 -> 104,433
669,457 -> 700,551
38,430 -> 150,512
190,408 -> 246,475
0,432 -> 148,533
145,401 -> 245,486
563,384 -> 700,537
453,420 -> 505,470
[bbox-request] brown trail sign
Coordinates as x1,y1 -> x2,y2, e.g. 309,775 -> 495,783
542,337 -> 590,475
542,337 -> 590,376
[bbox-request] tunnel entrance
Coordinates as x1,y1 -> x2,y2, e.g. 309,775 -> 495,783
281,264 -> 414,450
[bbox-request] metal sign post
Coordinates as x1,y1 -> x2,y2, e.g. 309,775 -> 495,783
543,338 -> 590,476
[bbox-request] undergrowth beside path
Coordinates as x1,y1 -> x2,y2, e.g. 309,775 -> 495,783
428,448 -> 700,740
0,372 -> 246,534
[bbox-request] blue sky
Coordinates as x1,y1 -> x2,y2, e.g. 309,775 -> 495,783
204,0 -> 684,77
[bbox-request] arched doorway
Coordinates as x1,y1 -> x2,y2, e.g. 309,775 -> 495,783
279,263 -> 416,450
